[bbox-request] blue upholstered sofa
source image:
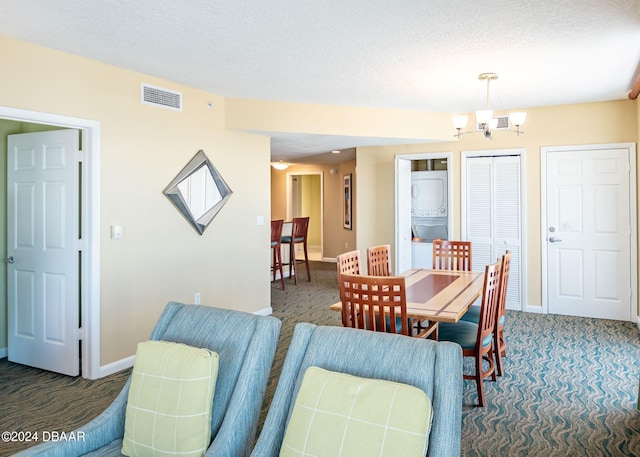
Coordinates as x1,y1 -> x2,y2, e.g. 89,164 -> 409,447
251,323 -> 463,457
15,302 -> 282,457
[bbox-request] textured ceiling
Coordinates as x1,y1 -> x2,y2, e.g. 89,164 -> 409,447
1,0 -> 639,163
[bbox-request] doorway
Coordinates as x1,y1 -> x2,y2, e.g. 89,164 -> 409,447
541,143 -> 637,321
395,152 -> 452,274
1,106 -> 101,379
286,172 -> 323,261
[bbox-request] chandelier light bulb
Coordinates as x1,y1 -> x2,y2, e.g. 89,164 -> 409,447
509,111 -> 527,126
452,115 -> 468,129
475,109 -> 493,125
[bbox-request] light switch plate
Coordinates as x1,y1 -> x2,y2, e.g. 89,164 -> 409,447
111,225 -> 123,240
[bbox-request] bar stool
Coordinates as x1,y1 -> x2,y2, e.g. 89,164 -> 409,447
270,219 -> 285,290
281,216 -> 310,284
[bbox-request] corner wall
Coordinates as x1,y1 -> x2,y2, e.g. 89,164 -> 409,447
0,35 -> 272,366
356,99 -> 638,315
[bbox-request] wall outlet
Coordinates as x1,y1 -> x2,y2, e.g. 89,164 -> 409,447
345,242 -> 348,248
194,292 -> 201,305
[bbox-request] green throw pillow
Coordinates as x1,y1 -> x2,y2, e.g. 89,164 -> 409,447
122,340 -> 219,457
280,366 -> 433,457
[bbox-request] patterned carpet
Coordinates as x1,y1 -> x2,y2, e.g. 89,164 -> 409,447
2,260 -> 639,456
266,262 -> 640,456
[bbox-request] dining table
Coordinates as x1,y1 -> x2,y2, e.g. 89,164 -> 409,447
330,268 -> 485,338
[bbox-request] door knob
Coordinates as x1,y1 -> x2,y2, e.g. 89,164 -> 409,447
6,256 -> 14,264
549,237 -> 562,243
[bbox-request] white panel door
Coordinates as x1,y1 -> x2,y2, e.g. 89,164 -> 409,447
7,129 -> 80,376
464,154 -> 523,310
545,148 -> 631,320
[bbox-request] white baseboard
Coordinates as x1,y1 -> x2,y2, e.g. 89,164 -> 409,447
0,347 -> 7,358
97,306 -> 274,378
99,354 -> 135,378
525,304 -> 544,314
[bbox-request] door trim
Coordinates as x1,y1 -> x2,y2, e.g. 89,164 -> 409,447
541,143 -> 637,322
394,152 -> 453,274
461,148 -> 528,312
1,105 -> 101,379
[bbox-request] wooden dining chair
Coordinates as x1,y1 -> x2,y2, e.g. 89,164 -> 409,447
270,219 -> 285,290
461,251 -> 512,376
366,244 -> 391,276
432,239 -> 472,271
337,273 -> 438,340
336,250 -> 361,276
335,252 -> 361,327
494,251 -> 511,376
437,262 -> 501,407
281,216 -> 310,284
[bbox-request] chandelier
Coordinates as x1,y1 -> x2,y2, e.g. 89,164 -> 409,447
453,73 -> 526,139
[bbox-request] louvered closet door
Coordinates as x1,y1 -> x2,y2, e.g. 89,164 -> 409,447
464,155 -> 522,311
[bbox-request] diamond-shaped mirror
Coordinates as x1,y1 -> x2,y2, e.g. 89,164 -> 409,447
163,150 -> 232,235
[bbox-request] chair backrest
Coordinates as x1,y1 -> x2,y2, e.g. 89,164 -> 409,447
432,239 -> 472,271
496,250 -> 512,328
338,273 -> 409,335
251,323 -> 463,457
291,216 -> 309,241
271,219 -> 283,246
150,302 -> 281,456
336,250 -> 361,276
477,262 -> 501,343
367,244 -> 391,276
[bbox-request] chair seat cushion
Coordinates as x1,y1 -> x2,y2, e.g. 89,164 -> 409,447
438,321 -> 492,350
122,340 -> 219,457
460,306 -> 505,327
281,235 -> 304,243
362,313 -> 406,335
459,305 -> 480,323
280,366 -> 432,457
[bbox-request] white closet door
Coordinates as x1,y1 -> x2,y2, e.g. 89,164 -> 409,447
464,154 -> 522,310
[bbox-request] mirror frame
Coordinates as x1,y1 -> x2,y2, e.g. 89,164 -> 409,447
163,149 -> 233,235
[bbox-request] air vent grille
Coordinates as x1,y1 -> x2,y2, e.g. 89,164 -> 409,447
141,83 -> 182,111
495,115 -> 509,129
477,114 -> 509,131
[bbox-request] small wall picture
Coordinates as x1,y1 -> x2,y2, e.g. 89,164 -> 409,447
343,173 -> 352,230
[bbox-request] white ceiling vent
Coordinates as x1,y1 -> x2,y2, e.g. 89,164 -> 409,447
141,83 -> 182,111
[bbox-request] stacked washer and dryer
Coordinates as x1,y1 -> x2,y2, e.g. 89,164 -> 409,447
410,169 -> 448,268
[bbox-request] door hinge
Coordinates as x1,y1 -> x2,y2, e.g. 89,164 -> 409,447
77,328 -> 83,340
77,239 -> 84,251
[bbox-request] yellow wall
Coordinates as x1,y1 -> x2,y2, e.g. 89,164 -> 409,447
356,99 -> 638,315
226,98 -> 453,142
299,175 -> 321,246
0,35 -> 272,365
